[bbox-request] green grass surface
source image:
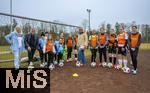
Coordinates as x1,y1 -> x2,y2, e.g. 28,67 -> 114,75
139,43 -> 150,50
0,52 -> 27,60
0,61 -> 41,68
0,46 -> 11,52
0,43 -> 149,53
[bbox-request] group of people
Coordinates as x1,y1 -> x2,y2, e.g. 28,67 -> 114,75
5,23 -> 141,75
88,25 -> 141,75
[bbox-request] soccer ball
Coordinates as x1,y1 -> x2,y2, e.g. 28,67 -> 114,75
90,62 -> 96,67
76,61 -> 81,67
123,67 -> 130,74
107,63 -> 113,68
102,62 -> 107,67
59,62 -> 64,67
49,64 -> 55,70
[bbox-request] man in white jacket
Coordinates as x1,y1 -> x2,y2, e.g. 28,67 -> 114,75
76,28 -> 88,66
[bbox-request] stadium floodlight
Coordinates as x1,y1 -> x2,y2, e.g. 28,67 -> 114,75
86,9 -> 91,32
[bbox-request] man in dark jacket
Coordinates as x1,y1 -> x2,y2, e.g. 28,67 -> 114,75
24,28 -> 39,69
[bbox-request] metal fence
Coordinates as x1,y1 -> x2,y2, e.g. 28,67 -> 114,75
0,12 -> 150,62
0,12 -> 81,62
139,24 -> 150,49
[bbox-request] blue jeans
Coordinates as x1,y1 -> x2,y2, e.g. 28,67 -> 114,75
77,48 -> 86,64
13,48 -> 22,69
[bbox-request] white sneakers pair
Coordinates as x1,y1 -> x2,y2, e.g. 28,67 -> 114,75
28,62 -> 45,69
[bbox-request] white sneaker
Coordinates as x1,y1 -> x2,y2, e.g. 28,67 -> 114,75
44,62 -> 47,66
75,58 -> 77,61
49,64 -> 55,70
59,62 -> 64,67
28,65 -> 34,70
132,70 -> 137,75
54,61 -> 58,65
80,63 -> 83,66
69,58 -> 72,61
29,62 -> 33,66
76,61 -> 81,67
102,62 -> 107,67
133,70 -> 137,75
40,63 -> 45,67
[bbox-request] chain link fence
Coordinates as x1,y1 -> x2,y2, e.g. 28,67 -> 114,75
0,12 -> 150,62
139,24 -> 150,49
114,22 -> 150,49
0,12 -> 81,62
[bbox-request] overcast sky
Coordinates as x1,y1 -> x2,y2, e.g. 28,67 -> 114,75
0,0 -> 150,28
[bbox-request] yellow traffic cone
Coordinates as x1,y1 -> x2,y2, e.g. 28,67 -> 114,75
72,73 -> 79,77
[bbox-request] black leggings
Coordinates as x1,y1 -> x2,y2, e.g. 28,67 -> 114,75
55,52 -> 63,64
75,53 -> 77,58
67,47 -> 72,59
27,48 -> 36,65
74,45 -> 78,58
39,49 -> 44,63
108,46 -> 117,64
90,48 -> 97,62
98,47 -> 107,63
130,48 -> 139,70
45,51 -> 54,66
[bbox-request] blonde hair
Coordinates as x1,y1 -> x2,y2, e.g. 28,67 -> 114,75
14,25 -> 23,34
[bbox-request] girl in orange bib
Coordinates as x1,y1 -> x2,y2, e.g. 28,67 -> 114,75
117,25 -> 129,73
45,32 -> 55,69
98,27 -> 108,66
66,34 -> 74,62
128,25 -> 141,75
89,30 -> 98,65
108,29 -> 117,68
